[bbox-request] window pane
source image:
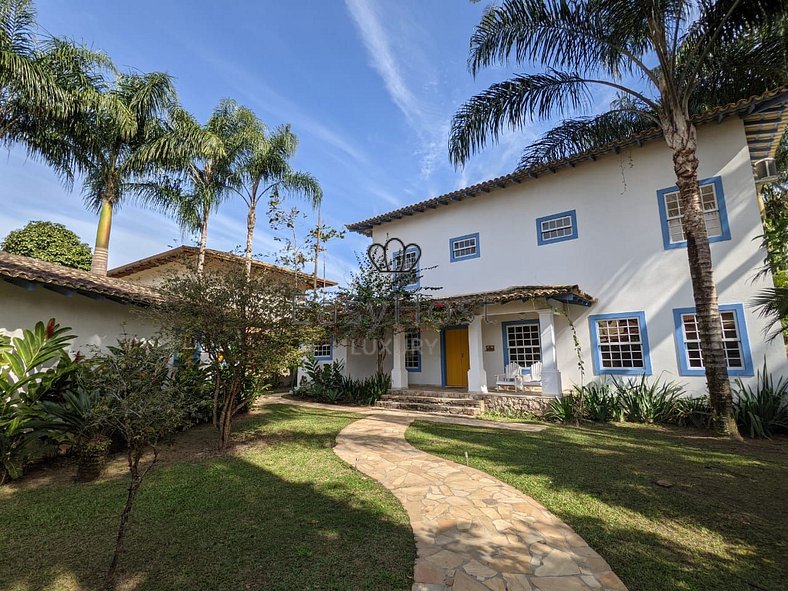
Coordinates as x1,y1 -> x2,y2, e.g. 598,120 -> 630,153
595,317 -> 644,369
681,310 -> 743,370
506,324 -> 541,367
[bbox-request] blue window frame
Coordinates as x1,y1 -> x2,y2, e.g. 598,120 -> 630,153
449,232 -> 481,262
536,210 -> 578,245
392,247 -> 420,289
405,329 -> 421,372
672,303 -> 753,377
589,311 -> 652,375
313,339 -> 333,361
656,175 -> 731,250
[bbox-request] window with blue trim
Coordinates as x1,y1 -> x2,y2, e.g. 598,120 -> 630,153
393,247 -> 419,289
449,233 -> 480,262
589,311 -> 652,375
536,210 -> 578,245
673,304 -> 753,376
656,176 -> 730,249
405,329 -> 421,372
313,340 -> 332,360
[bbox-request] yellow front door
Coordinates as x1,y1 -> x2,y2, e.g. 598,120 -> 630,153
444,328 -> 469,388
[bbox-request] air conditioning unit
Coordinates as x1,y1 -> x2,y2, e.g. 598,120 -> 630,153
754,158 -> 778,186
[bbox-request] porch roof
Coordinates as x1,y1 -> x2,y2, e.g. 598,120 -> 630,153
436,284 -> 595,307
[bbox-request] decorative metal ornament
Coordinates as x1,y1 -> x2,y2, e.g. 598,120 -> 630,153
367,237 -> 422,273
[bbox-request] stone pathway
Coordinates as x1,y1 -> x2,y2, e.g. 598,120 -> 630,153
262,397 -> 627,591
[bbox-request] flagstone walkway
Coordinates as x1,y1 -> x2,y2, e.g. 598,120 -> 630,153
333,412 -> 627,591
261,397 -> 627,591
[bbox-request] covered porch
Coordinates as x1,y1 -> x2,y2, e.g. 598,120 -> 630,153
389,285 -> 595,397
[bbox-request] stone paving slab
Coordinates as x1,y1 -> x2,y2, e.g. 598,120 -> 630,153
260,397 -> 627,591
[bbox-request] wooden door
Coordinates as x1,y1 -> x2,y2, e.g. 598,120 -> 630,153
444,328 -> 469,388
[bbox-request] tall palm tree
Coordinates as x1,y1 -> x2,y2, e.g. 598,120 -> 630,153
237,123 -> 322,278
165,100 -> 257,274
1,0 -> 117,175
449,0 -> 787,437
62,71 -> 190,275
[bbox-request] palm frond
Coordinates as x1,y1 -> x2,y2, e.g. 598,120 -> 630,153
450,71 -> 597,166
518,108 -> 657,169
752,286 -> 788,341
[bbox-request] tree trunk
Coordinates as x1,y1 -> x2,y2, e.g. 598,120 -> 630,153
91,198 -> 113,276
197,210 -> 209,275
105,448 -> 147,589
664,117 -> 740,439
244,201 -> 256,280
313,203 -> 321,291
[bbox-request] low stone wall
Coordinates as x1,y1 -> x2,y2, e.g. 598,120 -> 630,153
480,394 -> 555,417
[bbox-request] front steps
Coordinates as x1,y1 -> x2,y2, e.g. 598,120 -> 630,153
375,389 -> 484,417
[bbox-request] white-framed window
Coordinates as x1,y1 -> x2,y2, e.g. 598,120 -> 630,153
449,233 -> 480,262
673,304 -> 753,376
393,248 -> 419,287
314,341 -> 332,360
405,329 -> 421,371
657,176 -> 730,249
503,322 -> 541,367
535,210 -> 578,245
589,312 -> 652,375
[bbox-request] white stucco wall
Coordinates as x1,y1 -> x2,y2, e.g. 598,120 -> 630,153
365,118 -> 788,396
0,281 -> 157,354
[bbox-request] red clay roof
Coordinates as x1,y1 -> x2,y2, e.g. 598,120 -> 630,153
0,251 -> 162,305
107,246 -> 337,288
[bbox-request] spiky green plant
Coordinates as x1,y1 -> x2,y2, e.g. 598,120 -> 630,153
733,364 -> 788,438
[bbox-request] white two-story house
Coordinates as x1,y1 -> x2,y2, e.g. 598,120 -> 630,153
326,89 -> 788,398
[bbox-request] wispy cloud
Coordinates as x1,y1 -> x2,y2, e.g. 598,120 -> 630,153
345,0 -> 449,178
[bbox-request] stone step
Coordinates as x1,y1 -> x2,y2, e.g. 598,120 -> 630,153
374,400 -> 482,416
381,394 -> 481,406
389,389 -> 478,400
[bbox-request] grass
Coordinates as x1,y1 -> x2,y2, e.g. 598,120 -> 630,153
406,420 -> 788,591
0,404 -> 414,591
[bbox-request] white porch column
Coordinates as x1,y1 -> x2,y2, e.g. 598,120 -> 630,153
467,315 -> 488,393
537,309 -> 562,396
391,331 -> 409,390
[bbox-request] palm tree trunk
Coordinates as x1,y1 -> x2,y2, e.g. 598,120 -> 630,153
664,118 -> 739,439
197,210 -> 209,275
91,199 -> 113,275
244,201 -> 256,280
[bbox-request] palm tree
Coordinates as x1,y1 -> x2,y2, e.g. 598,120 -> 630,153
1,0 -> 116,175
449,0 -> 787,437
237,123 -> 322,278
165,100 -> 257,274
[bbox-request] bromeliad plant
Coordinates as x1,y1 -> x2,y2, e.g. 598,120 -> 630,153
733,363 -> 788,438
0,319 -> 76,483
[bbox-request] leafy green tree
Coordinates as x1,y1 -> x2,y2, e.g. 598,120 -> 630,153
449,0 -> 786,437
153,266 -> 320,450
85,339 -> 186,589
1,220 -> 92,270
237,122 -> 322,278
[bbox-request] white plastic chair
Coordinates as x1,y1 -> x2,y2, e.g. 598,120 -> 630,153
517,361 -> 543,389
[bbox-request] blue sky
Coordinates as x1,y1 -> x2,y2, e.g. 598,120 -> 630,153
0,0 -> 560,283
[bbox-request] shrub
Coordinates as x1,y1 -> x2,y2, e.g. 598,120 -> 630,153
673,396 -> 712,429
544,394 -> 580,424
0,319 -> 76,484
297,358 -> 390,405
575,381 -> 621,422
733,365 -> 788,438
615,375 -> 684,424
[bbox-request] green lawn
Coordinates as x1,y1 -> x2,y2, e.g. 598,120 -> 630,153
0,404 -> 414,591
406,420 -> 788,591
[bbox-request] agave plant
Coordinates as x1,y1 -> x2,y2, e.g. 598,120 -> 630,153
614,375 -> 685,424
733,364 -> 788,438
